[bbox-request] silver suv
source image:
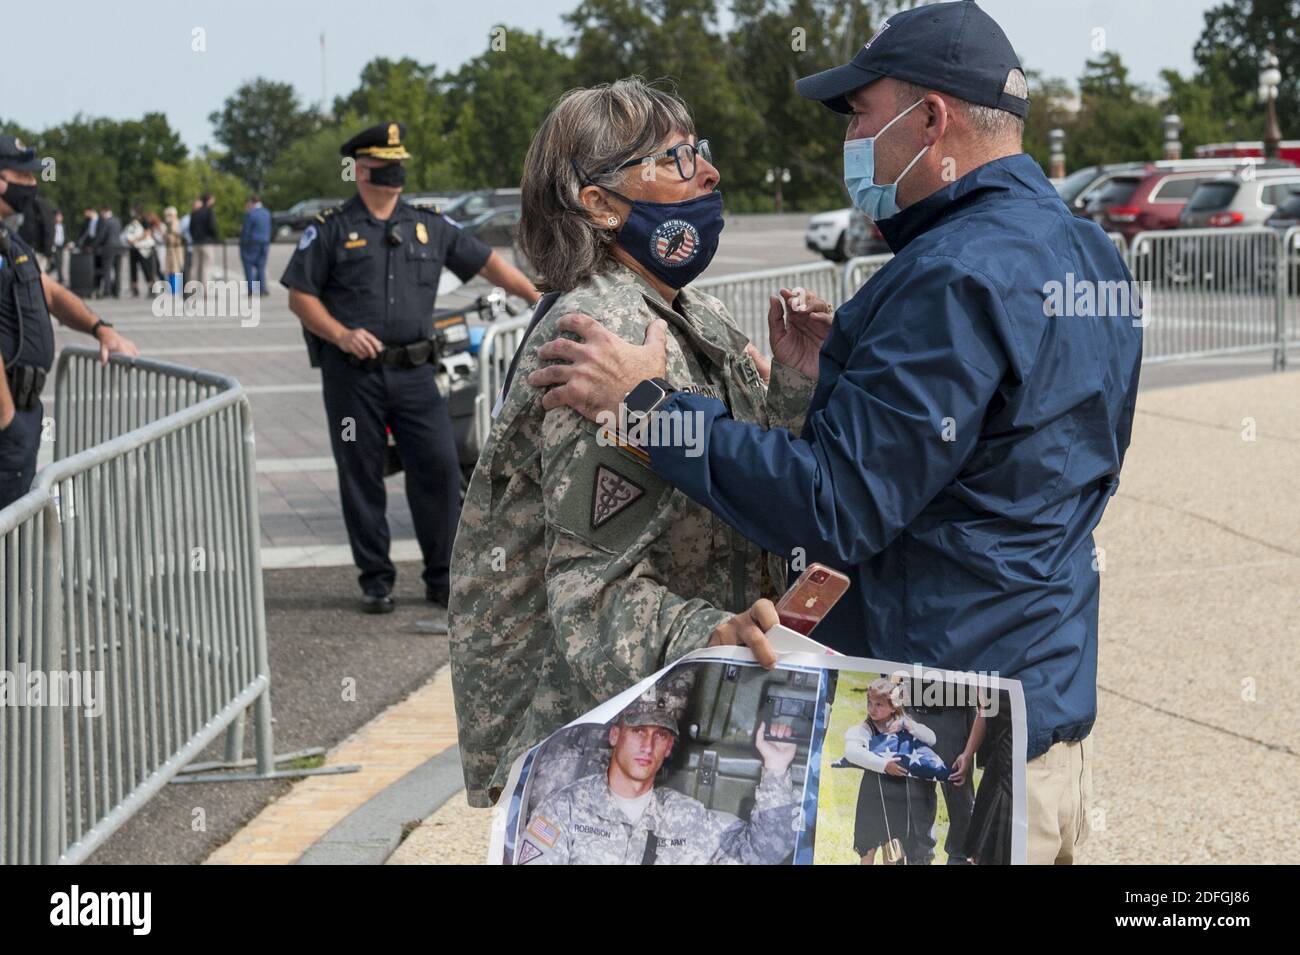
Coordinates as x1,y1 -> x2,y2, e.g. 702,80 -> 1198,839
1180,168 -> 1300,229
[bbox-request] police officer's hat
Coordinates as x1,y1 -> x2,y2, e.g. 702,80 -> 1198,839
617,669 -> 695,736
340,122 -> 412,161
0,134 -> 42,173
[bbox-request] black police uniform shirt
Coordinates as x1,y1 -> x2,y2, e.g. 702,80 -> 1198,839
0,229 -> 55,372
279,194 -> 492,347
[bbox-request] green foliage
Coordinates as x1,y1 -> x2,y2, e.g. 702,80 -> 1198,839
208,79 -> 321,191
12,0 -> 1300,219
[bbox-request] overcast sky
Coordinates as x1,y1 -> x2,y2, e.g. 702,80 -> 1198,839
8,0 -> 1223,151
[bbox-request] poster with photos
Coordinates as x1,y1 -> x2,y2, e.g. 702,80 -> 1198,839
491,631 -> 1027,865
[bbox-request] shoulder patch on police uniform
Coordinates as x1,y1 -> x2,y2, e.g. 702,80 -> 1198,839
298,225 -> 318,250
526,814 -> 559,848
591,465 -> 644,529
517,840 -> 544,864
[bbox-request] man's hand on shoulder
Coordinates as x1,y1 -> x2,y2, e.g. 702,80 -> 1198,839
527,312 -> 669,421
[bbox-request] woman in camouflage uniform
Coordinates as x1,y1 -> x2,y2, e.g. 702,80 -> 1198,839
449,78 -> 832,807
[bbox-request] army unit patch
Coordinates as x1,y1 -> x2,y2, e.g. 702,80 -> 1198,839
591,465 -> 644,529
517,840 -> 543,864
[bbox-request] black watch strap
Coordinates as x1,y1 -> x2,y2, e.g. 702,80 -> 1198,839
90,319 -> 114,335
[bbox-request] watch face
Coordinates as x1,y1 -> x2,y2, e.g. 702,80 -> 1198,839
624,378 -> 666,416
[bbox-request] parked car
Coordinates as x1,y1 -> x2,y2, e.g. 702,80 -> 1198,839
1263,192 -> 1300,291
272,197 -> 345,239
463,205 -> 522,247
1086,167 -> 1250,243
439,188 -> 522,223
844,209 -> 889,258
1056,158 -> 1293,220
406,191 -> 463,212
805,208 -> 852,261
1179,168 -> 1300,229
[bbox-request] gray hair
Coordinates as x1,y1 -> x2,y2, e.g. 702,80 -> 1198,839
896,69 -> 1027,141
518,77 -> 696,292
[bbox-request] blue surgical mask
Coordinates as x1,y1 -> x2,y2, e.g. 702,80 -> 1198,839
610,190 -> 725,289
843,98 -> 929,221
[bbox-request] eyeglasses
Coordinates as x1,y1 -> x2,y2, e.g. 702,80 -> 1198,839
607,139 -> 712,182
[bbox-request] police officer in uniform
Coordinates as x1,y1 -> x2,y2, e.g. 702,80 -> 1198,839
0,135 -> 139,510
281,122 -> 538,613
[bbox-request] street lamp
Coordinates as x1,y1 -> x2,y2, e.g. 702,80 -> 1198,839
765,167 -> 791,213
1048,128 -> 1065,179
1259,51 -> 1282,161
1163,114 -> 1182,161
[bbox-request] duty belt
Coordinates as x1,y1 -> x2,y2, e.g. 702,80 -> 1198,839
345,338 -> 438,372
5,365 -> 47,411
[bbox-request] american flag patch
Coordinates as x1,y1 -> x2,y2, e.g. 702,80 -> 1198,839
527,814 -> 559,848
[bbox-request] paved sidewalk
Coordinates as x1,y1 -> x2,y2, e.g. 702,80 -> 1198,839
205,666 -> 458,864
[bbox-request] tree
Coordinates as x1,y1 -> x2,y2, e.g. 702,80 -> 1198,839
209,79 -> 320,192
1066,52 -> 1163,168
1194,0 -> 1300,138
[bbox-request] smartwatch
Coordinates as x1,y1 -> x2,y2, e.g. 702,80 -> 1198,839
621,377 -> 678,438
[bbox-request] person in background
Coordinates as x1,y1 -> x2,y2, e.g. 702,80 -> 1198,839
239,195 -> 272,295
179,198 -> 198,282
77,207 -> 101,296
49,210 -> 66,283
145,212 -> 164,285
93,205 -> 123,298
189,193 -> 218,288
162,206 -> 185,289
123,208 -> 156,296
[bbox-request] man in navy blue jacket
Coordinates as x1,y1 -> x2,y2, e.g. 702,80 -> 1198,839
528,1 -> 1142,863
240,195 -> 272,295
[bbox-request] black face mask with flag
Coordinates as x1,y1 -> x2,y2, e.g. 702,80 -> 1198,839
606,188 -> 725,290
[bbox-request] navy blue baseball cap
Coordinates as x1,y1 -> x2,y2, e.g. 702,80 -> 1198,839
0,134 -> 42,173
796,0 -> 1028,118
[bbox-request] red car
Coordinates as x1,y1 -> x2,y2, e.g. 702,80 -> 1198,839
1086,165 -> 1253,242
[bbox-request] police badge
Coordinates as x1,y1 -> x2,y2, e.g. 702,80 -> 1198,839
416,221 -> 429,245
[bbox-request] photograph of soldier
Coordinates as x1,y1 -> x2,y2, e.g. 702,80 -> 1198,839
509,663 -> 817,865
816,671 -> 1013,864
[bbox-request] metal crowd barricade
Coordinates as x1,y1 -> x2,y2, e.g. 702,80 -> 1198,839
2,349 -> 346,865
473,315 -> 533,451
1282,226 -> 1300,354
1128,227 -> 1284,366
1,490 -> 63,865
841,254 -> 894,301
695,260 -> 841,346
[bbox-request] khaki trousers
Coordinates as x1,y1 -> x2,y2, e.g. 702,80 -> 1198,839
1026,735 -> 1093,864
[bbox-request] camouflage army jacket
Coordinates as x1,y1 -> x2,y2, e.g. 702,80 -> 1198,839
449,262 -> 816,807
521,769 -> 799,865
